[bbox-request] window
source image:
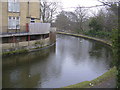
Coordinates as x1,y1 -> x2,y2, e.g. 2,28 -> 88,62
31,18 -> 35,23
8,16 -> 20,29
8,0 -> 13,12
15,0 -> 20,12
8,0 -> 20,12
8,16 -> 12,29
16,17 -> 20,29
12,17 -> 16,29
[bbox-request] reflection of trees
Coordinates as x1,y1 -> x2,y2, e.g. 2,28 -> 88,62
104,46 -> 113,68
68,37 -> 84,63
88,41 -> 113,67
89,42 -> 104,58
64,38 -> 90,65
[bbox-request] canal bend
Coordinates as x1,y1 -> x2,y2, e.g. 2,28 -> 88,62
3,34 -> 113,88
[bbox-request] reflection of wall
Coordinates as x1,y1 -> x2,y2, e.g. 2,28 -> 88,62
18,66 -> 41,88
3,45 -> 56,67
3,64 -> 41,88
2,44 -> 62,88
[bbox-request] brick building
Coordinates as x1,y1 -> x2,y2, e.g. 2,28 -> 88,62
0,0 -> 56,51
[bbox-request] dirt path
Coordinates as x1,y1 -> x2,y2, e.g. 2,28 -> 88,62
92,77 -> 116,88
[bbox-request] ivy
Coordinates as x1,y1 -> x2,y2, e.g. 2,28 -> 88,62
112,29 -> 120,88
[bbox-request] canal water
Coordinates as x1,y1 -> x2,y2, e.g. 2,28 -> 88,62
2,35 -> 113,88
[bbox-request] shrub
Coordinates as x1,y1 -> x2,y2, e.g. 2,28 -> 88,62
84,30 -> 111,39
112,29 -> 120,88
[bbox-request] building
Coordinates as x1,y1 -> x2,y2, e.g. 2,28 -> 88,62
2,0 -> 40,34
1,0 -> 56,52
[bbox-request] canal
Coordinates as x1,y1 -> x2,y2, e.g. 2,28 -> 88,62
2,34 -> 113,88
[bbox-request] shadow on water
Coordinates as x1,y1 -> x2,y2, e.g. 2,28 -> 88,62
2,35 -> 113,88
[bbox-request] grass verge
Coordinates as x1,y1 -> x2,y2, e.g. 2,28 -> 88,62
2,49 -> 28,56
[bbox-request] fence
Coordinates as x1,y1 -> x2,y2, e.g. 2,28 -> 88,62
29,23 -> 50,34
1,23 -> 51,35
1,26 -> 27,35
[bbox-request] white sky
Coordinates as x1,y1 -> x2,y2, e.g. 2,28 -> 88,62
60,0 -> 102,9
47,0 -> 106,17
48,0 -> 103,11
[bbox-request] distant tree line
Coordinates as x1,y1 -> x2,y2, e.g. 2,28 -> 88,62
54,1 -> 118,40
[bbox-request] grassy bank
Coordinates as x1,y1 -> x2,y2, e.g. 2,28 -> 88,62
2,43 -> 56,56
2,49 -> 28,56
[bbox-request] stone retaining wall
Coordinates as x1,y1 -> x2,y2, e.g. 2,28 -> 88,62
2,37 -> 50,52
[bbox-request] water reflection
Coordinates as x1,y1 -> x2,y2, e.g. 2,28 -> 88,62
2,35 -> 113,88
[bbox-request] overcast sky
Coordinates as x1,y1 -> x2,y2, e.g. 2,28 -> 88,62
60,0 -> 102,10
47,0 -> 103,10
47,0 -> 105,15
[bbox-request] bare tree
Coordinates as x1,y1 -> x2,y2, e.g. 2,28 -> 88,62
40,1 -> 60,23
55,11 -> 70,31
73,6 -> 88,32
97,0 -> 119,30
65,12 -> 79,31
97,0 -> 119,15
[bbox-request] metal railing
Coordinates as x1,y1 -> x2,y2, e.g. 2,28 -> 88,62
1,26 -> 27,35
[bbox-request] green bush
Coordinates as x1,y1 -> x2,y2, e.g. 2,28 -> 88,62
3,49 -> 28,56
84,30 -> 111,39
75,29 -> 83,34
89,17 -> 103,31
35,41 -> 44,47
112,29 -> 120,88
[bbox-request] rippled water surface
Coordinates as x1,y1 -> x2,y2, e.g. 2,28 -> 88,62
3,35 -> 113,88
